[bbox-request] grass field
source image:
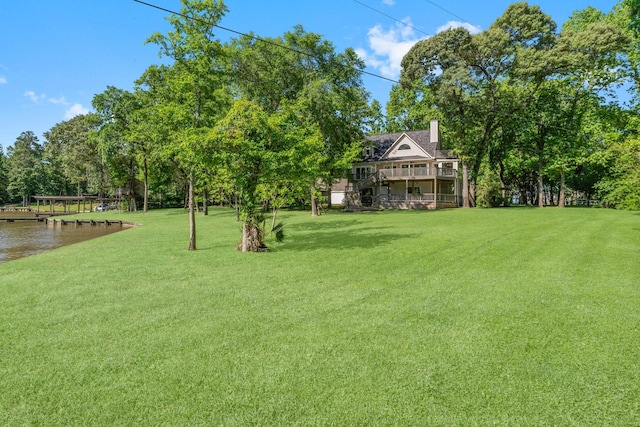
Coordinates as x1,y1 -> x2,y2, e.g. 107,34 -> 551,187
1,207 -> 639,425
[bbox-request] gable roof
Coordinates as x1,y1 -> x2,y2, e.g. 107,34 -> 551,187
379,133 -> 432,160
363,130 -> 437,162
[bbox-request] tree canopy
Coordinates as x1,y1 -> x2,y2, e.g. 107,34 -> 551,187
2,0 -> 640,254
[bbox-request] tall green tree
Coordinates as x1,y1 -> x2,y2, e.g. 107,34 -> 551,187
211,99 -> 323,251
596,135 -> 640,209
0,149 -> 9,204
545,12 -> 627,207
401,2 -> 556,207
145,0 -> 229,250
400,2 -> 626,208
384,81 -> 439,133
43,114 -> 101,197
228,25 -> 370,215
6,131 -> 44,206
627,0 -> 640,34
92,87 -> 141,204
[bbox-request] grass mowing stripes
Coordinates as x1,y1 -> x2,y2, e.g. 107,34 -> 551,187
0,207 -> 639,425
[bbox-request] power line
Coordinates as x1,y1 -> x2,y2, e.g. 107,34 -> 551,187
420,0 -> 482,33
351,0 -> 430,37
352,0 -> 482,34
132,0 -> 400,84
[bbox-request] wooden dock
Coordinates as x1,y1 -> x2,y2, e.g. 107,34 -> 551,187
0,216 -> 134,228
45,219 -> 126,227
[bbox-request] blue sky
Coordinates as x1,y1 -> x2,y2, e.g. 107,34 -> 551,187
0,0 -> 619,151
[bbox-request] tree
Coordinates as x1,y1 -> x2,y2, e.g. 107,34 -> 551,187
6,131 -> 44,206
400,26 -> 487,207
384,81 -> 439,133
92,87 -> 143,208
227,25 -> 370,216
546,10 -> 627,207
627,0 -> 640,34
43,114 -> 101,197
211,99 -> 323,251
596,136 -> 640,209
145,0 -> 229,250
400,2 -> 628,209
0,149 -> 9,204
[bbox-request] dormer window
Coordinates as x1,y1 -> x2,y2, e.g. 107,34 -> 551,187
398,144 -> 411,150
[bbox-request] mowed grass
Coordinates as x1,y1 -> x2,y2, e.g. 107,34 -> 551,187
1,207 -> 639,425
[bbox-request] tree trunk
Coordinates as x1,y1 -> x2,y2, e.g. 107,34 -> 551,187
537,159 -> 544,208
143,153 -> 149,214
241,219 -> 263,252
462,161 -> 470,208
202,188 -> 208,216
537,131 -> 545,208
469,178 -> 476,208
188,170 -> 196,251
310,184 -> 319,217
538,150 -> 544,208
498,159 -> 507,204
271,206 -> 278,233
558,167 -> 566,208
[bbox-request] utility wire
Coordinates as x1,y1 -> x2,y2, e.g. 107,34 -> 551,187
132,0 -> 400,84
351,0 -> 430,37
352,0 -> 482,34
421,0 -> 482,33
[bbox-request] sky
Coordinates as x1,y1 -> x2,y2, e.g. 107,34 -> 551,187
0,0 -> 620,152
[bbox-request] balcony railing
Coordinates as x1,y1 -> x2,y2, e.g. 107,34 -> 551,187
352,167 -> 456,182
378,193 -> 457,202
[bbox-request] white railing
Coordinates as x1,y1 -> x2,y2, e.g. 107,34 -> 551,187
379,193 -> 457,203
381,194 -> 435,202
380,167 -> 431,178
438,168 -> 457,177
372,167 -> 457,179
436,194 -> 458,203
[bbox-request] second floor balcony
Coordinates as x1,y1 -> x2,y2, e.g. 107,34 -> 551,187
352,165 -> 457,183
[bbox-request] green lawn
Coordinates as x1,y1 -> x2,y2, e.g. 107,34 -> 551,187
1,207 -> 639,425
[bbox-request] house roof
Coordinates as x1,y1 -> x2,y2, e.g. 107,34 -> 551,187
363,130 -> 437,162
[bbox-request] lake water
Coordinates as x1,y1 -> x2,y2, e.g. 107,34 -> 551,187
0,220 -> 126,264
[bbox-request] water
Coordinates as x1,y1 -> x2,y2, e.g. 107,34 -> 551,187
0,220 -> 126,264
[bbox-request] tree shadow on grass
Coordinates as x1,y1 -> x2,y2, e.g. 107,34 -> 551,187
286,219 -> 362,232
278,220 -> 418,251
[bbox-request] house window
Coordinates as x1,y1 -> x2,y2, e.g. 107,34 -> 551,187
398,144 -> 411,150
354,167 -> 371,180
407,186 -> 421,194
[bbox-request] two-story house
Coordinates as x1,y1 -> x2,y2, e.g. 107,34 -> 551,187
339,119 -> 460,210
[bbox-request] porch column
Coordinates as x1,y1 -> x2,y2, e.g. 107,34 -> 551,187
434,167 -> 438,206
453,175 -> 457,206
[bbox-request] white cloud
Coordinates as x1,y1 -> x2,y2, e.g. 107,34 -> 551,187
64,103 -> 90,119
48,96 -> 69,105
24,90 -> 46,103
436,21 -> 482,35
358,18 -> 427,80
381,0 -> 395,5
0,76 -> 6,85
358,17 -> 483,80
